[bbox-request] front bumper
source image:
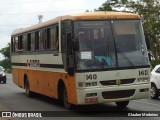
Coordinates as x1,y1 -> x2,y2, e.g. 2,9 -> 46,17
76,84 -> 151,105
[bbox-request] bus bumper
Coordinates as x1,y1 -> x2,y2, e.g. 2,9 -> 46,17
76,84 -> 151,105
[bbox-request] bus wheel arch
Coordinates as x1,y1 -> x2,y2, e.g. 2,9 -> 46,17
57,79 -> 73,109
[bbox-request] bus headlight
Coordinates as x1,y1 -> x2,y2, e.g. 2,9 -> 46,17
137,78 -> 149,83
78,82 -> 98,88
86,83 -> 92,87
86,82 -> 97,87
78,82 -> 85,87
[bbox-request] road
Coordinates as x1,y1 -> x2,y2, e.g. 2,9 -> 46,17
0,74 -> 160,120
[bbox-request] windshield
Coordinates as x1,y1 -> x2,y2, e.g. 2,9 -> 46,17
74,20 -> 150,70
113,20 -> 149,67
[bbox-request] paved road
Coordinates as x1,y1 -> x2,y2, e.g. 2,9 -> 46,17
0,74 -> 160,120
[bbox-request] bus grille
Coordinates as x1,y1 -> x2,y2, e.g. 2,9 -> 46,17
100,78 -> 135,86
102,89 -> 135,99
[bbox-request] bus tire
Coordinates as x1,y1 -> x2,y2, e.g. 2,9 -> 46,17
115,101 -> 129,108
63,86 -> 73,110
25,78 -> 32,97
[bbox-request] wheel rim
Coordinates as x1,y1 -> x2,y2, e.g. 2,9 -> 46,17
151,86 -> 156,98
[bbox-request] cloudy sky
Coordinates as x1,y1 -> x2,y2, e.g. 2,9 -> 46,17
0,0 -> 106,60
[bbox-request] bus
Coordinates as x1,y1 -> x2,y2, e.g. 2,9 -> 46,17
11,11 -> 151,109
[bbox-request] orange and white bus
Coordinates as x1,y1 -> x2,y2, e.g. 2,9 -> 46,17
11,11 -> 151,109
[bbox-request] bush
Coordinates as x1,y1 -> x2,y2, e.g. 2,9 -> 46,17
150,60 -> 160,69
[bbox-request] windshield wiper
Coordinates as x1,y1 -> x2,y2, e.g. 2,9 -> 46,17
117,48 -> 136,68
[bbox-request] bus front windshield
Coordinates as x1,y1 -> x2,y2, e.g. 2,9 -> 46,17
74,20 -> 150,70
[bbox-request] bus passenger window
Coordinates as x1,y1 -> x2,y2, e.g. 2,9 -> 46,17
27,33 -> 31,51
50,27 -> 58,50
35,31 -> 39,50
46,28 -> 50,49
22,34 -> 27,52
55,37 -> 59,49
14,36 -> 18,52
39,30 -> 45,50
11,38 -> 14,52
31,33 -> 35,51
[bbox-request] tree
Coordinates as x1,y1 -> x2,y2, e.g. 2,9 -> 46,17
96,0 -> 160,63
0,43 -> 11,71
0,43 -> 10,59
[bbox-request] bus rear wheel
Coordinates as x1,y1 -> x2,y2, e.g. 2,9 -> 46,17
25,79 -> 32,97
115,101 -> 129,108
63,86 -> 73,109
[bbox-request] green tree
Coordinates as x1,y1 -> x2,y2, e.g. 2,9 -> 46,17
0,43 -> 11,71
96,0 -> 160,63
0,43 -> 10,59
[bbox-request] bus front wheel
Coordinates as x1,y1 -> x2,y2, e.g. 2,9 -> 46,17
63,86 -> 73,109
115,101 -> 129,108
25,79 -> 32,97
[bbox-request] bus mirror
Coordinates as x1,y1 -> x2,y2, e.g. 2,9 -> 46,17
67,55 -> 74,76
72,39 -> 79,51
68,67 -> 74,76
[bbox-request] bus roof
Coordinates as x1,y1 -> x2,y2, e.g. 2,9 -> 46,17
12,11 -> 140,36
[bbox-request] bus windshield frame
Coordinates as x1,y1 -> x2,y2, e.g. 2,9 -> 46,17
74,19 -> 150,71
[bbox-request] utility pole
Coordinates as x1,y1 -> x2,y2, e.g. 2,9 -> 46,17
38,15 -> 43,23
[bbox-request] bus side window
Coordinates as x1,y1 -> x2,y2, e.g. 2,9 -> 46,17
31,32 -> 35,51
50,26 -> 59,50
27,33 -> 31,51
35,31 -> 39,50
44,29 -> 47,50
39,30 -> 45,50
14,36 -> 19,52
11,37 -> 14,52
46,28 -> 50,49
22,34 -> 27,52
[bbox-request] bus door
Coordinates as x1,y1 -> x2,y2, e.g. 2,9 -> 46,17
61,20 -> 74,75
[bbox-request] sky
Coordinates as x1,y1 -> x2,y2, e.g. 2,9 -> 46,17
0,0 -> 106,60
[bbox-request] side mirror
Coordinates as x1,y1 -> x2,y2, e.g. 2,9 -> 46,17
68,67 -> 74,76
72,39 -> 79,51
67,55 -> 74,76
